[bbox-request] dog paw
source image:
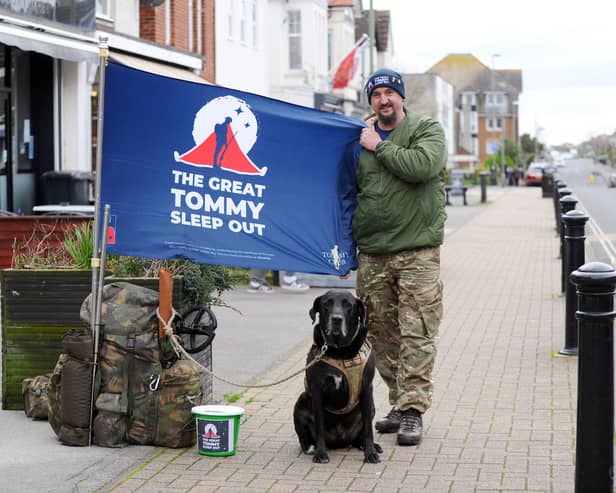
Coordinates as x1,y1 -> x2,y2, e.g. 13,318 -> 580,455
375,442 -> 383,453
364,451 -> 380,464
302,444 -> 315,455
312,451 -> 330,464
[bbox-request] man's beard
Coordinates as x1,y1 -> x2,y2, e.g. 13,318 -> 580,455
378,106 -> 397,126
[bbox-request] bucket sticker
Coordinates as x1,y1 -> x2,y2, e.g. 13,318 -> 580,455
197,418 -> 234,453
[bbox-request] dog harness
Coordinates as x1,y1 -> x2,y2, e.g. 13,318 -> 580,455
305,340 -> 372,415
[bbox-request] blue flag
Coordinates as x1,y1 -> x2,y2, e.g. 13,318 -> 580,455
101,62 -> 363,275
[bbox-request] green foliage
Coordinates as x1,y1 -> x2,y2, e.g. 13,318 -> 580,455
12,220 -> 85,269
181,262 -> 248,307
483,149 -> 516,171
224,392 -> 243,403
13,221 -> 247,307
106,256 -> 249,307
520,133 -> 545,154
62,222 -> 93,270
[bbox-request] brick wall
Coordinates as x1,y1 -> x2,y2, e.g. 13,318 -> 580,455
139,2 -> 166,45
478,115 -> 515,165
139,0 -> 216,83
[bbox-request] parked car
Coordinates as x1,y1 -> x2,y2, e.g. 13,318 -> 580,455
525,163 -> 545,186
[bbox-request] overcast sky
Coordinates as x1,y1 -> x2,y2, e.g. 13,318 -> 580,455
370,0 -> 616,146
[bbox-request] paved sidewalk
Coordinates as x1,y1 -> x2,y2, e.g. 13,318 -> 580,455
106,186 -> 581,492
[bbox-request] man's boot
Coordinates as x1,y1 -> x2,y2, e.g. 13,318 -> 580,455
397,408 -> 423,446
375,407 -> 401,433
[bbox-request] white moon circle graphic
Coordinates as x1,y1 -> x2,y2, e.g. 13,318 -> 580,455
192,96 -> 258,154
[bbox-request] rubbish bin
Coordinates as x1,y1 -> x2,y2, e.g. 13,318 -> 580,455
541,167 -> 554,198
489,164 -> 498,185
40,171 -> 93,205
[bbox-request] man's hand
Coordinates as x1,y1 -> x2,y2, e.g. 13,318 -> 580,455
360,127 -> 382,152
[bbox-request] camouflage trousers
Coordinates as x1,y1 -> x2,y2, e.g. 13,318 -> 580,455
356,247 -> 443,414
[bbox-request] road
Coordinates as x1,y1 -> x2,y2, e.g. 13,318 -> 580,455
555,158 -> 616,265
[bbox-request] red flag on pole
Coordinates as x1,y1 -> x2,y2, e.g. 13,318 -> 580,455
331,35 -> 368,89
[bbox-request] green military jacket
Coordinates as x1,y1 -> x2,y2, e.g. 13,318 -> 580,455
352,110 -> 447,254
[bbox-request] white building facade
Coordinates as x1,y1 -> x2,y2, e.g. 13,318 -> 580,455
216,0 -> 329,108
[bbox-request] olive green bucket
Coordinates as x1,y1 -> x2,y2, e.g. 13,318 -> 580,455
191,405 -> 245,456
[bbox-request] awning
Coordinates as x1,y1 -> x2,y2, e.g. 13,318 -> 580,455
0,22 -> 98,63
110,52 -> 211,85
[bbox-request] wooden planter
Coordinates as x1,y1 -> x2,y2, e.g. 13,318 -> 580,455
1,271 -> 212,410
1,269 -> 92,409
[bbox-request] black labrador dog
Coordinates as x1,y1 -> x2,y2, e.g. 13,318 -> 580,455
293,290 -> 381,463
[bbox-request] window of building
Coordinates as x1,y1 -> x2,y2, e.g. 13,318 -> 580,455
486,140 -> 500,154
462,92 -> 476,107
240,0 -> 247,43
227,1 -> 234,39
486,92 -> 507,106
288,10 -> 302,69
486,117 -> 503,130
96,0 -> 111,18
344,6 -> 353,22
327,30 -> 332,71
251,0 -> 258,47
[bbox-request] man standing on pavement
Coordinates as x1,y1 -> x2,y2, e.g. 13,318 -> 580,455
353,69 -> 447,446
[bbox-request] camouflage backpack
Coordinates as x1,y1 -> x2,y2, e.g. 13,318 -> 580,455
47,328 -> 96,446
22,373 -> 52,420
80,282 -> 203,448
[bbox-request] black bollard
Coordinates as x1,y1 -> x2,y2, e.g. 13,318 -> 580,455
554,186 -> 571,232
559,195 -> 578,293
552,180 -> 566,228
479,171 -> 489,203
559,210 -> 588,355
570,262 -> 616,492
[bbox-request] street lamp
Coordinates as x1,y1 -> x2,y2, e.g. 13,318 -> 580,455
490,54 -> 502,185
513,100 -> 521,178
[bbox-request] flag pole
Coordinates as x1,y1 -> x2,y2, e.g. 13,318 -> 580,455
368,0 -> 374,74
90,34 -> 108,334
88,35 -> 108,446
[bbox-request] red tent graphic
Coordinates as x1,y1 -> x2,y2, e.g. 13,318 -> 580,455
203,423 -> 219,438
175,124 -> 266,175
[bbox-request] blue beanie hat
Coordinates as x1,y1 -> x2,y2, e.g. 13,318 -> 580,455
365,69 -> 405,100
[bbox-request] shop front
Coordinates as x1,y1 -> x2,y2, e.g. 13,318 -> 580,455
0,1 -> 98,214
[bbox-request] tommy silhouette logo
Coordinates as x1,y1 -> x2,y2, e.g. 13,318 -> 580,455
174,95 -> 268,176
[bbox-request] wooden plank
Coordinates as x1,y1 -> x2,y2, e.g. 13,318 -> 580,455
2,322 -> 72,409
